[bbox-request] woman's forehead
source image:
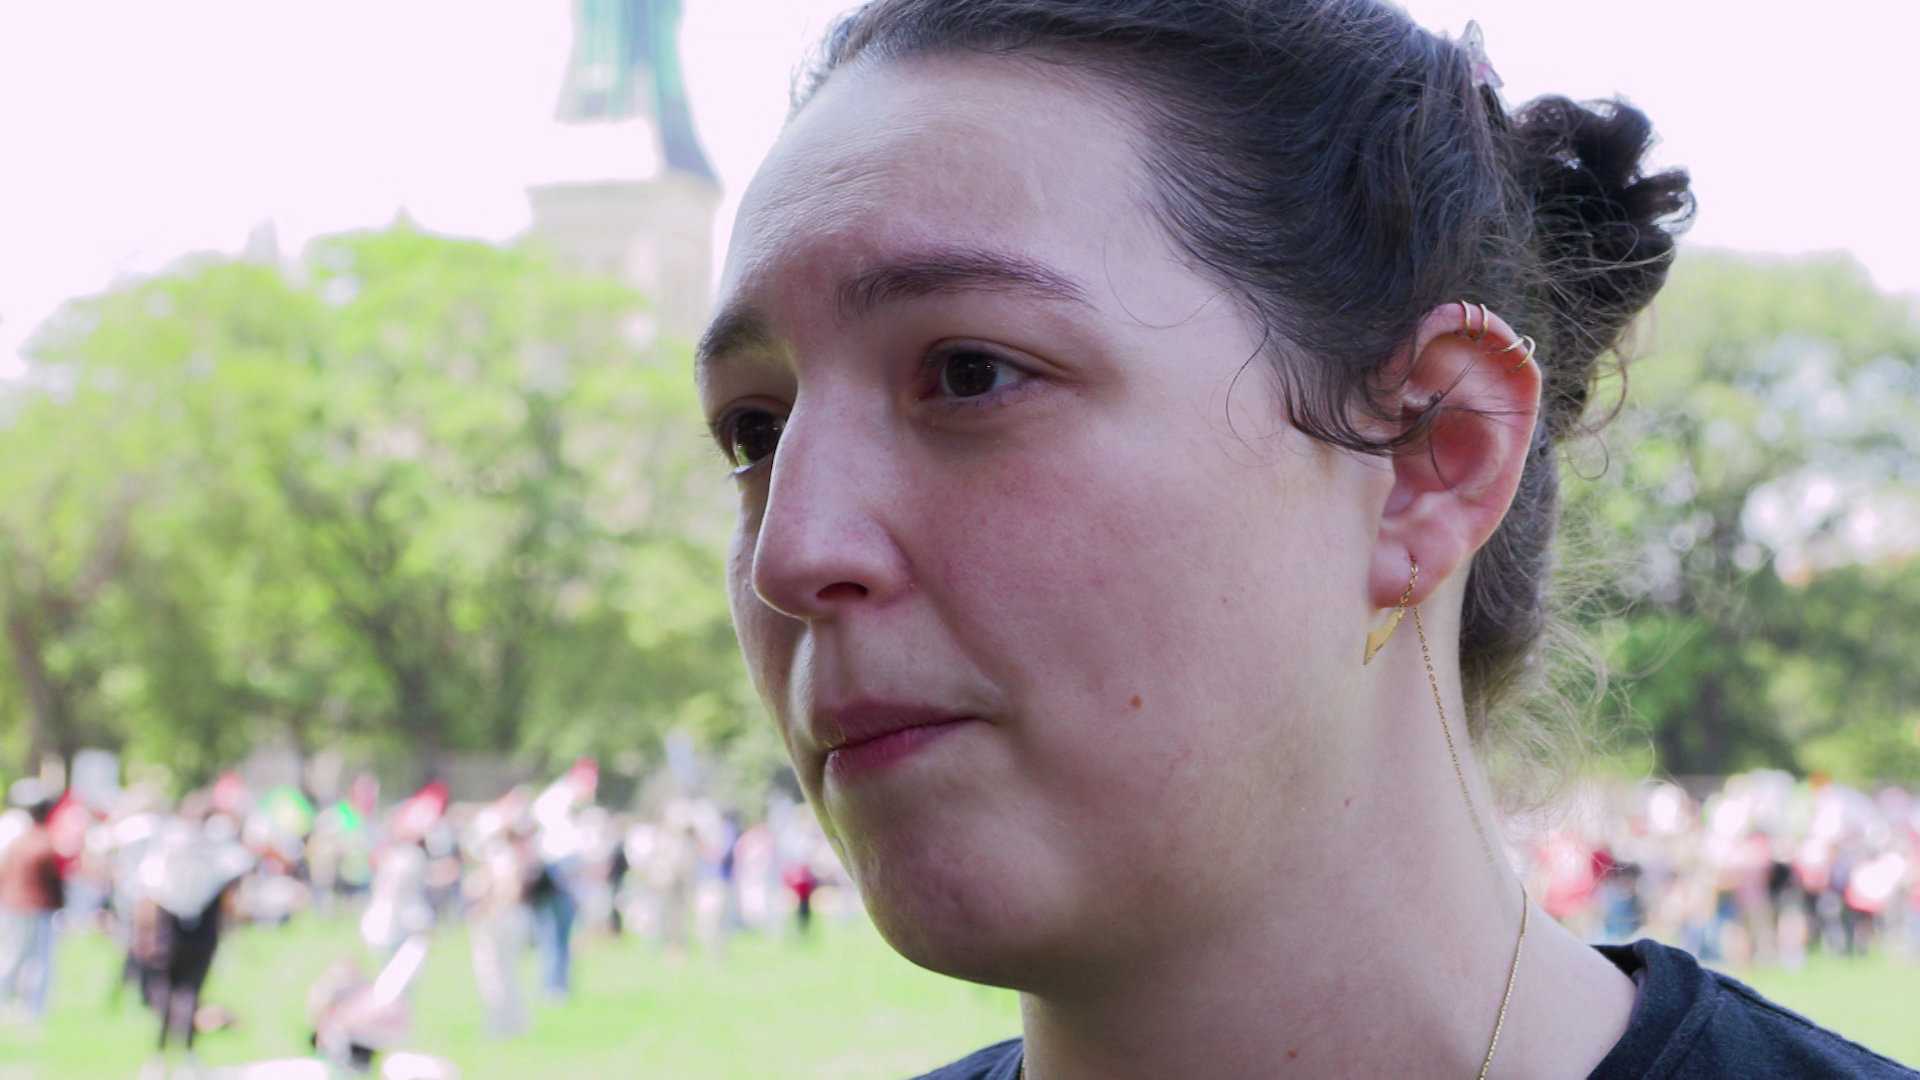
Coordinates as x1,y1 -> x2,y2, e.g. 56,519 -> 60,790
718,53 -> 1154,315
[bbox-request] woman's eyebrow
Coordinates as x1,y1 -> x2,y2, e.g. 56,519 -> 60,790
834,247 -> 1088,319
697,247 -> 1088,378
696,307 -> 772,380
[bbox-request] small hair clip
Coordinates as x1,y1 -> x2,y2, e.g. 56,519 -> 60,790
1459,20 -> 1504,91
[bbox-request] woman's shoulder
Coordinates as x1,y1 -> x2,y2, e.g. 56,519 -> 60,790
910,1037 -> 1023,1080
1589,939 -> 1917,1079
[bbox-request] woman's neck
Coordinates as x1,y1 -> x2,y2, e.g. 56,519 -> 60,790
1014,670 -> 1636,1080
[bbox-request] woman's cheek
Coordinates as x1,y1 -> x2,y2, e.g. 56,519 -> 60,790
929,441 -> 1223,686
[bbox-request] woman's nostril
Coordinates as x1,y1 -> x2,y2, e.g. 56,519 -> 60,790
817,582 -> 870,603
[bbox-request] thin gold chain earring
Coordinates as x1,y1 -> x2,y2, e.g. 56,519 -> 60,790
1364,557 -> 1497,866
1409,579 -> 1532,1079
1366,556 -> 1530,1080
1411,596 -> 1496,868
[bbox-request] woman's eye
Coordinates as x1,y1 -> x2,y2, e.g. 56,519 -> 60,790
724,409 -> 784,468
936,348 -> 1027,399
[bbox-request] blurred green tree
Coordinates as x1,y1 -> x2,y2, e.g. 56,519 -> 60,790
1573,251 -> 1920,782
0,224 -> 756,787
0,389 -> 140,768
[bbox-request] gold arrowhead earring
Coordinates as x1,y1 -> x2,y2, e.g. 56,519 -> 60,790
1363,556 -> 1418,665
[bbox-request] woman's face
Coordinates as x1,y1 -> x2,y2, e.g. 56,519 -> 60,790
700,54 -> 1391,986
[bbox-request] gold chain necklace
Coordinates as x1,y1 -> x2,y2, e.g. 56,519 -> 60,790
1017,575 -> 1531,1080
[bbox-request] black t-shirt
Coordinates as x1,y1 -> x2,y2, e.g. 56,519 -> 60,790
912,940 -> 1915,1079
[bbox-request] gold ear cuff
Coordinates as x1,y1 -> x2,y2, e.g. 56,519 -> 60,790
1456,302 -> 1534,373
1458,301 -> 1490,341
1496,334 -> 1536,373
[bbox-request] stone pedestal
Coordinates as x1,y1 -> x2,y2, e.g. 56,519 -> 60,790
527,172 -> 721,344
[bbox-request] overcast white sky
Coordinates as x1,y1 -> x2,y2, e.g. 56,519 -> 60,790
1,1 -> 1914,376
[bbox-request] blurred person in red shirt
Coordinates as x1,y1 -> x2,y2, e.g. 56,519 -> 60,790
0,782 -> 64,1021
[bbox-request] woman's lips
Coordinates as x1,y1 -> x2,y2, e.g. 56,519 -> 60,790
819,704 -> 974,781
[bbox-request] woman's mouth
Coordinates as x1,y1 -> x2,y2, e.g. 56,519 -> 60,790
818,702 -> 976,781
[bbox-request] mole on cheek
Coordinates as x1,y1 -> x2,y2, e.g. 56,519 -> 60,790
1129,695 -> 1143,709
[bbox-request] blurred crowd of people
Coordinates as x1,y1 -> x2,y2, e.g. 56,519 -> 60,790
0,754 -> 847,1075
4,757 -> 1913,1072
1520,770 -> 1919,969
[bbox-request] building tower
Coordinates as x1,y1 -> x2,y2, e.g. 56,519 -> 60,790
528,0 -> 720,343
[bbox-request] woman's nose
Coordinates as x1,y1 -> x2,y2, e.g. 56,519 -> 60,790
748,407 -> 912,621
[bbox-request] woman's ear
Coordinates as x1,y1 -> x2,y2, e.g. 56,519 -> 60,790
1370,303 -> 1541,609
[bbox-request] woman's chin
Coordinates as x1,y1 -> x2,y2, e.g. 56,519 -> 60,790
853,847 -> 1091,991
868,893 -> 1050,989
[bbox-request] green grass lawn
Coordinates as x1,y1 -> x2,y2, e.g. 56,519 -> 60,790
0,915 -> 1018,1080
1727,952 -> 1920,1066
3,916 -> 1914,1078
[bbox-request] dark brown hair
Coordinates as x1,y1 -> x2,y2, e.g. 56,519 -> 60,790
802,0 -> 1692,758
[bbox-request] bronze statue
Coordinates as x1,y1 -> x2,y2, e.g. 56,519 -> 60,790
556,0 -> 716,183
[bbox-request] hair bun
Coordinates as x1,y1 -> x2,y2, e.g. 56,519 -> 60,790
1509,96 -> 1693,439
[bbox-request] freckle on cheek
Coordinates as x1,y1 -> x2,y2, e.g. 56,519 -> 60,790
1129,695 -> 1143,709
